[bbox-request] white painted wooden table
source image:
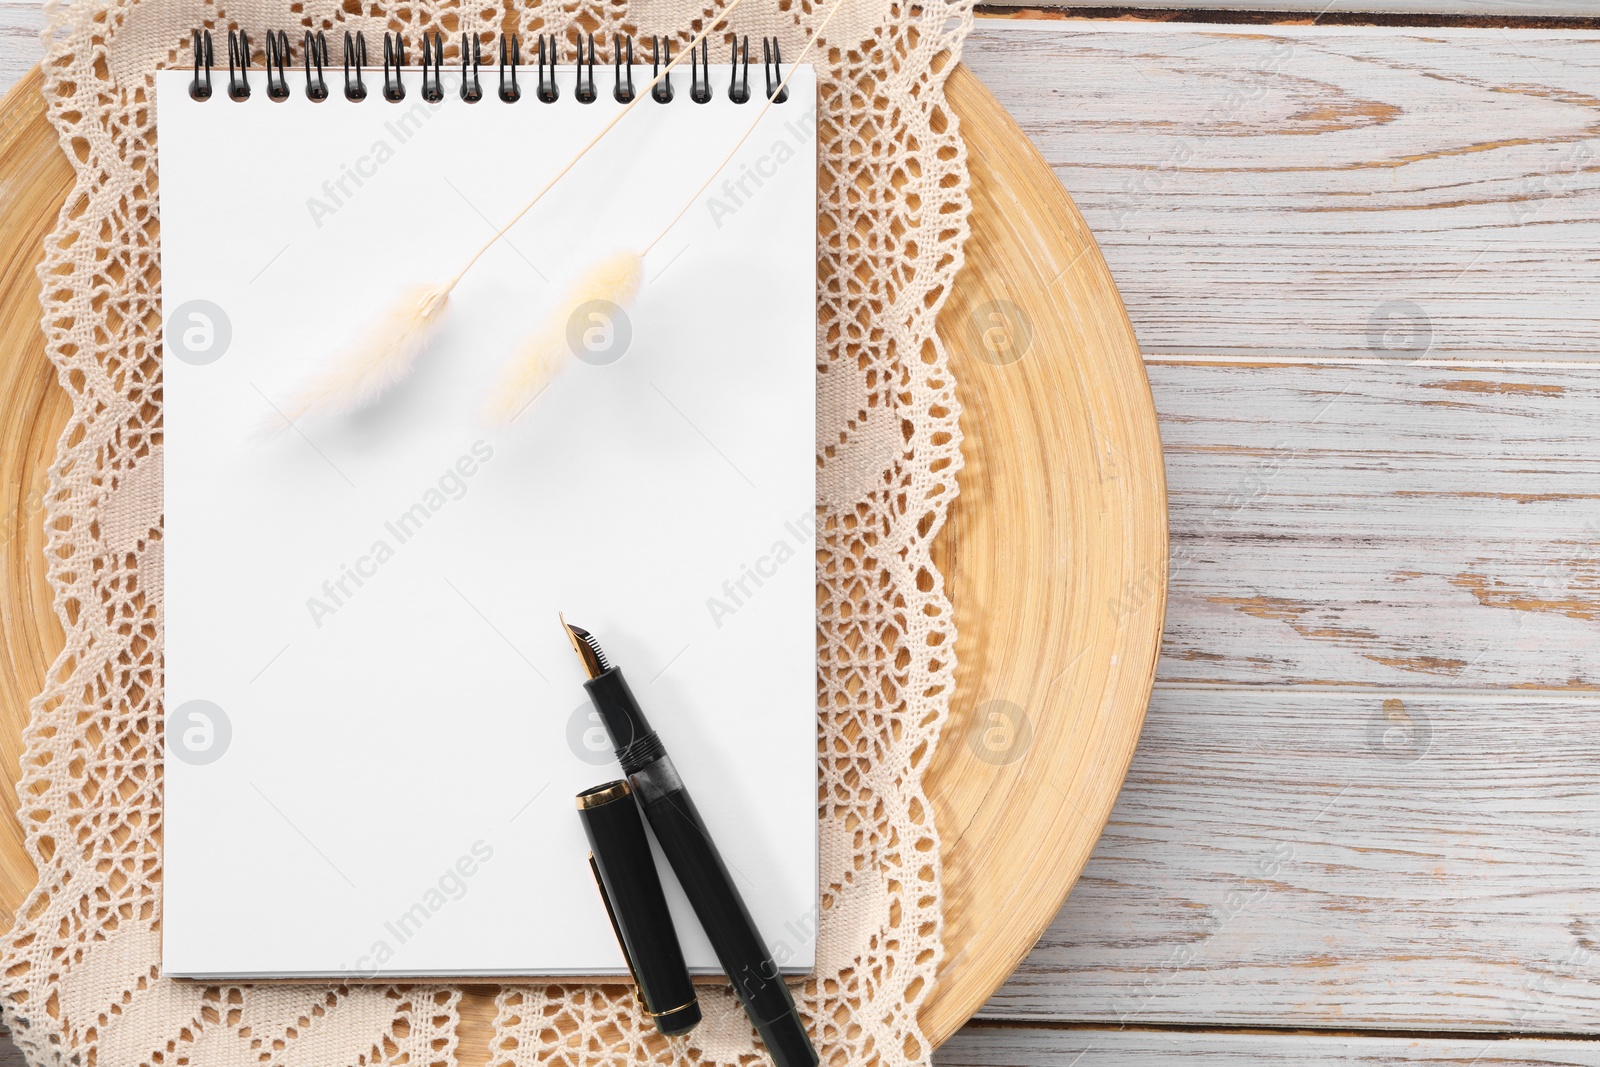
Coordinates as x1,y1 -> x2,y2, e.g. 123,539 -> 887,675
3,5 -> 1599,1065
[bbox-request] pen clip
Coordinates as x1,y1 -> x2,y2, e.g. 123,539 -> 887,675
587,853 -> 652,1010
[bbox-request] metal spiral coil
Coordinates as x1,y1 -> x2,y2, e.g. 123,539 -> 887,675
265,30 -> 291,101
533,34 -> 559,102
189,29 -> 213,101
227,29 -> 250,101
499,33 -> 521,103
184,29 -> 794,106
728,35 -> 750,103
421,31 -> 445,102
304,31 -> 329,101
650,36 -> 674,104
460,33 -> 483,102
764,37 -> 789,103
344,31 -> 367,101
689,37 -> 711,104
382,32 -> 406,101
573,33 -> 597,104
613,35 -> 635,103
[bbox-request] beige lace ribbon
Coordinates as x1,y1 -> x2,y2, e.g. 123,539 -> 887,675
1,0 -> 971,1062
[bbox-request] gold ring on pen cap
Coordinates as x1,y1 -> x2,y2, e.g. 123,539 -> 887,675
576,780 -> 631,809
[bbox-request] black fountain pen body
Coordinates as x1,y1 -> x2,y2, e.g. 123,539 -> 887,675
563,619 -> 819,1067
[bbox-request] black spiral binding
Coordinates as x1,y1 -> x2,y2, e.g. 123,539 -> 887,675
689,38 -> 711,104
265,30 -> 291,100
344,31 -> 368,101
227,29 -> 251,100
535,34 -> 559,102
728,36 -> 749,103
421,31 -> 445,102
764,37 -> 788,103
499,34 -> 520,102
613,35 -> 634,103
461,33 -> 483,102
304,31 -> 329,101
187,29 -> 791,106
382,33 -> 406,101
574,33 -> 597,104
650,36 -> 673,103
190,29 -> 213,100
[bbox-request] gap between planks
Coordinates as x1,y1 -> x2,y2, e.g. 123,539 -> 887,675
1153,681 -> 1600,703
974,5 -> 1600,28
961,1018 -> 1600,1041
1143,352 -> 1600,369
935,1026 -> 1600,1067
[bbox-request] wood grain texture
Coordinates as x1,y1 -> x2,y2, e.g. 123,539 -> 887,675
1151,361 -> 1600,689
0,56 -> 1167,1059
936,1028 -> 1600,1066
927,61 -> 1166,1045
981,0 -> 1600,16
0,1 -> 42,96
962,22 -> 1600,358
951,22 -> 1600,1040
985,687 -> 1600,1030
6,0 -> 1600,24
0,62 -> 67,923
10,0 -> 1600,32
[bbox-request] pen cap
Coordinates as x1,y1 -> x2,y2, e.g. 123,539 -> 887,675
577,780 -> 701,1036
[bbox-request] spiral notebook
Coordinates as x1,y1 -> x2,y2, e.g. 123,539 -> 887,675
158,33 -> 818,979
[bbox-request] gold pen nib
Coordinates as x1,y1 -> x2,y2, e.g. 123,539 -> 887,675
560,613 -> 610,680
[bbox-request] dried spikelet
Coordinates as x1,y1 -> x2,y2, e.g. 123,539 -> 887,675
484,251 -> 644,425
276,284 -> 450,426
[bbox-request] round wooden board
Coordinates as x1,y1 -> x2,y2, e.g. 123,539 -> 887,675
0,61 -> 1165,1056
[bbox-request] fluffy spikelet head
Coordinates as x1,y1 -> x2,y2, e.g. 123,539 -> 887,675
484,251 -> 644,425
277,284 -> 450,426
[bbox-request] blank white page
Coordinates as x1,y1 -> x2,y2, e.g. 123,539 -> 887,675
158,62 -> 817,979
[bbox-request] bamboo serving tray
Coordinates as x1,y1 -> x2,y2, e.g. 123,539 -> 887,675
0,62 -> 1165,1054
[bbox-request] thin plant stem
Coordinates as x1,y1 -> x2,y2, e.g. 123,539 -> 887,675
641,0 -> 849,258
443,0 -> 754,295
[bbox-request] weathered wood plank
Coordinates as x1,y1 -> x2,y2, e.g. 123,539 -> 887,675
938,1027 -> 1600,1067
1145,360 -> 1600,689
0,1 -> 42,98
982,1 -> 1600,17
963,23 -> 1600,358
974,687 -> 1600,1030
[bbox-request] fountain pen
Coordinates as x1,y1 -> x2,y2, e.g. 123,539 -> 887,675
562,617 -> 819,1067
